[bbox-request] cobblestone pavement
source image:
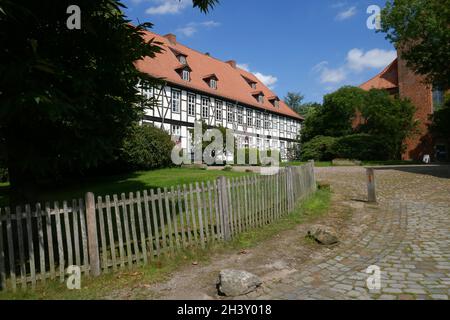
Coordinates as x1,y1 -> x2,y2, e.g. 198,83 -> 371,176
246,166 -> 450,300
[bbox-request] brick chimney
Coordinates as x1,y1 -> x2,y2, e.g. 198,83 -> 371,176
164,33 -> 177,45
226,60 -> 237,69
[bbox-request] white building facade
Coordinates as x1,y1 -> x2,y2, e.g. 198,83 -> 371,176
136,33 -> 303,161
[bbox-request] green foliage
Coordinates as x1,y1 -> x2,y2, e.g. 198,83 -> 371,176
284,92 -> 319,116
0,0 -> 218,203
430,94 -> 450,140
357,89 -> 417,158
120,125 -> 175,171
380,0 -> 450,88
330,134 -> 388,161
0,167 -> 8,183
301,87 -> 365,143
300,136 -> 338,161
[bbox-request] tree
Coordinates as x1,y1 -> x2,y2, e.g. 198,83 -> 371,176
357,89 -> 418,158
284,92 -> 304,114
301,86 -> 365,143
0,0 -> 218,203
430,94 -> 450,140
380,0 -> 450,88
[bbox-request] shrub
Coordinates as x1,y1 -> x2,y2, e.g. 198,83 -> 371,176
234,148 -> 282,166
0,167 -> 8,183
120,124 -> 175,171
300,136 -> 338,161
330,134 -> 388,161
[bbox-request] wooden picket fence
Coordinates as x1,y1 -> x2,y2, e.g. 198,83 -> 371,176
0,163 -> 316,292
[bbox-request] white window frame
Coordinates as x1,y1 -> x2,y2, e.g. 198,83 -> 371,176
227,104 -> 235,123
246,109 -> 253,127
210,78 -> 217,89
188,94 -> 196,116
216,100 -> 223,121
182,69 -> 190,82
201,97 -> 210,118
237,107 -> 244,125
171,90 -> 181,113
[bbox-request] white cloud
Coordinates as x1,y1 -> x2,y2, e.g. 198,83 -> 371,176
146,0 -> 191,15
335,6 -> 357,21
313,61 -> 347,84
313,48 -> 397,85
175,21 -> 221,37
238,64 -> 278,89
254,72 -> 278,89
346,48 -> 397,72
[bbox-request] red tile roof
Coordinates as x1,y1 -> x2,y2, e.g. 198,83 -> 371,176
359,59 -> 399,91
135,32 -> 303,120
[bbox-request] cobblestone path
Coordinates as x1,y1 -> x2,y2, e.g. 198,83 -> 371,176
249,166 -> 450,300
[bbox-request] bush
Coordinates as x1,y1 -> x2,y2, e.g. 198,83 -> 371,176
234,148 -> 282,166
0,167 -> 8,183
330,134 -> 388,161
300,136 -> 338,161
120,124 -> 175,171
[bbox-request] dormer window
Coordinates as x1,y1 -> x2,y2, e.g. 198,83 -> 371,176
258,95 -> 264,104
210,78 -> 217,89
203,74 -> 219,90
252,91 -> 265,104
269,96 -> 280,108
178,55 -> 187,65
182,69 -> 190,81
242,75 -> 257,89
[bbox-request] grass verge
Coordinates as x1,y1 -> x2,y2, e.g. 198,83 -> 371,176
0,187 -> 331,300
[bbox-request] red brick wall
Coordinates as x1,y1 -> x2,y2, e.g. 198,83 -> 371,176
397,54 -> 434,160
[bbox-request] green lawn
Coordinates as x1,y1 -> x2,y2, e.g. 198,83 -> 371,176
0,168 -> 252,207
283,160 -> 423,168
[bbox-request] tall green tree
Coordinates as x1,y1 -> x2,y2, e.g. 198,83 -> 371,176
284,92 -> 304,114
0,0 -> 217,203
380,0 -> 450,88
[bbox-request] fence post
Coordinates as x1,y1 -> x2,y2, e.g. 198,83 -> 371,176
308,160 -> 317,192
218,177 -> 231,241
366,168 -> 377,203
85,192 -> 100,277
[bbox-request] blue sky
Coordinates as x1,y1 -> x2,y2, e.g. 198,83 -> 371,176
123,0 -> 396,103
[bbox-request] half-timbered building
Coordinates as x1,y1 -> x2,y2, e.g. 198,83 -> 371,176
135,32 -> 303,161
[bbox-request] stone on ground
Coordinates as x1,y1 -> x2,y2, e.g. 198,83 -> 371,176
307,225 -> 339,245
217,270 -> 262,297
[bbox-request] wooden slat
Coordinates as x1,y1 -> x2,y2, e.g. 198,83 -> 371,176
113,195 -> 125,268
243,176 -> 249,231
0,209 -> 6,291
177,186 -> 187,247
63,202 -> 73,268
188,184 -> 198,243
105,196 -> 117,270
182,185 -> 192,245
206,181 -> 215,242
54,202 -> 65,283
150,189 -> 161,257
5,208 -> 16,291
163,188 -> 174,254
71,200 -> 81,270
142,190 -> 154,261
157,189 -> 168,254
200,182 -> 209,243
97,197 -> 108,272
120,193 -> 133,267
78,199 -> 89,275
128,192 -> 140,264
136,192 -> 148,265
15,206 -> 26,288
25,205 -> 36,288
170,187 -> 180,250
36,204 -> 46,284
236,178 -> 242,233
195,183 -> 205,249
226,179 -> 234,237
45,203 -> 55,279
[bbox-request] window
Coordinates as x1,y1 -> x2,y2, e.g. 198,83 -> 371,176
251,83 -> 257,89
227,104 -> 235,123
171,90 -> 181,113
433,85 -> 445,111
171,125 -> 181,136
210,79 -> 217,89
182,69 -> 190,81
237,107 -> 244,125
274,100 -> 280,108
216,100 -> 223,121
178,55 -> 187,65
255,112 -> 262,129
188,94 -> 196,116
280,119 -> 285,132
201,97 -> 209,118
264,114 -> 270,129
258,94 -> 264,104
273,116 -> 278,130
246,109 -> 253,127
